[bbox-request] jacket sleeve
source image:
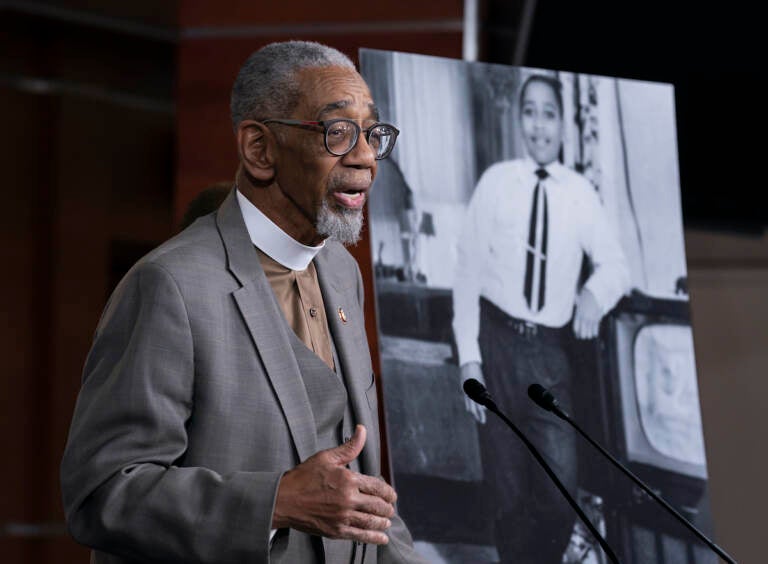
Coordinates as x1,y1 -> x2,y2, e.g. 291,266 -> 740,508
60,261 -> 280,564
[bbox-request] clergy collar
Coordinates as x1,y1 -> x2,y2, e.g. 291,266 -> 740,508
236,189 -> 324,271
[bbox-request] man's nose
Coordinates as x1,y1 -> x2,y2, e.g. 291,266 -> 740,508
344,132 -> 377,167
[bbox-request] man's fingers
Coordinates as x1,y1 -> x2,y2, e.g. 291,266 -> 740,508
351,490 -> 396,520
356,475 -> 397,505
325,424 -> 366,466
296,510 -> 392,545
323,508 -> 393,545
274,429 -> 404,542
334,525 -> 390,546
342,509 -> 392,532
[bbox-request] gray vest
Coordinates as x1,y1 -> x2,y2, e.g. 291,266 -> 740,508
273,329 -> 372,564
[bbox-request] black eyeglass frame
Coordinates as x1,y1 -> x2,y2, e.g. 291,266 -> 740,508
261,118 -> 399,160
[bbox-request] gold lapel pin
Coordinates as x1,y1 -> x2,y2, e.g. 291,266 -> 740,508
338,307 -> 347,323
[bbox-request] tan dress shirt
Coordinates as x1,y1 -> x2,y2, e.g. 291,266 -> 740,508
257,248 -> 335,371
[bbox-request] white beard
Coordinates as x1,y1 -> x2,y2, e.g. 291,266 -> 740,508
316,199 -> 364,245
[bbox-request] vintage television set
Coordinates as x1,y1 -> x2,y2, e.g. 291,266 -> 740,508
591,291 -> 716,564
612,299 -> 707,481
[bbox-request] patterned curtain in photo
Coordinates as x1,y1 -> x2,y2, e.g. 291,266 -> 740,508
384,53 -> 476,288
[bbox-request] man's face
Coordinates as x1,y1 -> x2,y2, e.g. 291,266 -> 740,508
520,80 -> 563,166
274,66 -> 378,245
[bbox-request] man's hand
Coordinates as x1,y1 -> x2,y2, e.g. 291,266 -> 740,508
272,425 -> 396,545
573,288 -> 602,339
460,362 -> 487,424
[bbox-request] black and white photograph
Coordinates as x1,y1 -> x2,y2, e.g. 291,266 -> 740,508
361,49 -> 714,564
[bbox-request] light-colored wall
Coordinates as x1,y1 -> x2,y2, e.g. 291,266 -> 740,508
686,228 -> 768,564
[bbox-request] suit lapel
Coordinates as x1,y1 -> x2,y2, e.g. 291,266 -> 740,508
216,191 -> 317,463
315,246 -> 378,475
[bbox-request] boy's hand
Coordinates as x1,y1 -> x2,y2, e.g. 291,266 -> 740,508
573,288 -> 601,339
459,362 -> 487,424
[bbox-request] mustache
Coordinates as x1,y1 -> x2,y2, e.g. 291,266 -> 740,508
327,171 -> 373,191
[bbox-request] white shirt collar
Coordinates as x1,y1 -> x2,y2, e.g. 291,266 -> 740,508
236,189 -> 324,271
524,156 -> 564,182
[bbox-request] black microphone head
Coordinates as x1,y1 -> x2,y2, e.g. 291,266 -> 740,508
528,383 -> 559,412
463,378 -> 493,407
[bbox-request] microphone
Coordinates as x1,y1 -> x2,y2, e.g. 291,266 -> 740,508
462,378 -> 495,409
527,383 -> 737,564
528,383 -> 563,415
463,379 -> 619,564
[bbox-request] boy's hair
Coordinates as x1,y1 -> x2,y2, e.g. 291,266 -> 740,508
518,74 -> 564,117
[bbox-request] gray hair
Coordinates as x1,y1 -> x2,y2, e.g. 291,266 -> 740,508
230,40 -> 355,130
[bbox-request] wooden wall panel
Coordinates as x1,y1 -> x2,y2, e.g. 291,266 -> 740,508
0,93 -> 173,563
2,12 -> 174,561
12,0 -> 179,27
180,0 -> 464,26
0,86 -> 57,564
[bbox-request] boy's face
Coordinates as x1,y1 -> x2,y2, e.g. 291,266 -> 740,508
520,80 -> 563,166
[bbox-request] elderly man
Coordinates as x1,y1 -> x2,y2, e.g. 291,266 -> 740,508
61,41 -> 425,564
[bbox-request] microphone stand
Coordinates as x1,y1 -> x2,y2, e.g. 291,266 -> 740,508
529,385 -> 737,564
465,380 -> 620,564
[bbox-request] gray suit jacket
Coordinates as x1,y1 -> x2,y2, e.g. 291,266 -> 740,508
61,191 -> 425,564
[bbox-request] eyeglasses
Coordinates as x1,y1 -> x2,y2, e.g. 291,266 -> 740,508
261,118 -> 399,160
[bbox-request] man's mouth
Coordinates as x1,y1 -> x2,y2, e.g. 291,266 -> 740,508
332,188 -> 367,209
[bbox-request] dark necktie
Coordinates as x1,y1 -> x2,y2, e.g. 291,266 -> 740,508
524,168 -> 549,312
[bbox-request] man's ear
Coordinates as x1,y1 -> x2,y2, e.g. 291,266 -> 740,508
237,121 -> 276,183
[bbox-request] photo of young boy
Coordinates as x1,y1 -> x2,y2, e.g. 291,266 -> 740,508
362,49 -> 711,564
452,73 -> 630,563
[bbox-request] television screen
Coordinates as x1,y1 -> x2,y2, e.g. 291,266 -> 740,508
615,316 -> 707,479
635,325 -> 706,467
